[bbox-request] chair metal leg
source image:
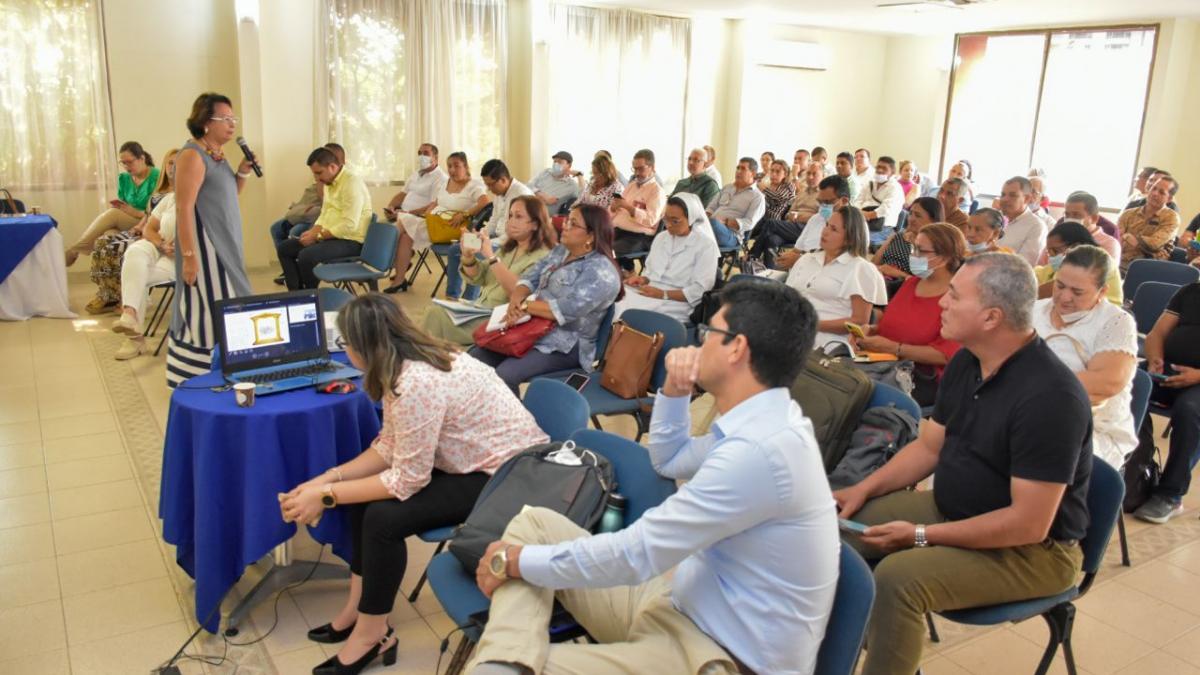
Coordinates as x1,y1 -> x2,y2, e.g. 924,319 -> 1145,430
406,540 -> 447,603
1117,512 -> 1131,566
925,612 -> 940,643
591,415 -> 603,431
430,251 -> 449,298
144,286 -> 170,338
445,635 -> 474,675
1034,604 -> 1074,675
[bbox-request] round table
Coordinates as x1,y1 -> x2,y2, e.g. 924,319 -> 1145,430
159,364 -> 381,633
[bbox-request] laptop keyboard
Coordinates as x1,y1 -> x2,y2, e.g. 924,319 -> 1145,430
240,361 -> 340,385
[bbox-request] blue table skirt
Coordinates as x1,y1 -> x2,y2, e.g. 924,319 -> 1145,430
159,364 -> 382,632
0,215 -> 56,284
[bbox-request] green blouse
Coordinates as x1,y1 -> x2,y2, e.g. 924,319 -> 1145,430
117,167 -> 162,211
464,245 -> 551,306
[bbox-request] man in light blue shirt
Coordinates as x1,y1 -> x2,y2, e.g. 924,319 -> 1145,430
706,157 -> 766,250
468,281 -> 840,675
528,151 -> 581,216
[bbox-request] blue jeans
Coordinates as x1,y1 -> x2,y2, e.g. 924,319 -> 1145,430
709,218 -> 741,249
269,218 -> 314,245
444,238 -> 498,300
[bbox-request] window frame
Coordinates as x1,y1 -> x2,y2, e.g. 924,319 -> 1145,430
937,23 -> 1160,212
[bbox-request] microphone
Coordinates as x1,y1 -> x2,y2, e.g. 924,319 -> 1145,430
236,137 -> 262,177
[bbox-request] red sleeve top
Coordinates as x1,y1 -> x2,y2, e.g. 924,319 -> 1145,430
875,277 -> 961,378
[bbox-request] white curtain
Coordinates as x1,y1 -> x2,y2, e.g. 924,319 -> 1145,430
319,0 -> 506,183
533,4 -> 690,183
0,0 -> 115,195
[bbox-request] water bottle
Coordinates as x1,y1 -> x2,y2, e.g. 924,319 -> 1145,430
598,493 -> 627,533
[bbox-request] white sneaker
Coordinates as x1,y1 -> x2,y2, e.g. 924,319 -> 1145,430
114,338 -> 146,360
112,312 -> 141,337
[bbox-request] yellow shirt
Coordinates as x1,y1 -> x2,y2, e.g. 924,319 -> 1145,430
1035,264 -> 1123,306
315,167 -> 371,243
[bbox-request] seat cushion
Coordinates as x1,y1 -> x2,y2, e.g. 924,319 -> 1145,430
580,377 -> 653,416
427,551 -> 489,640
937,588 -> 1079,626
313,261 -> 384,283
419,525 -> 457,543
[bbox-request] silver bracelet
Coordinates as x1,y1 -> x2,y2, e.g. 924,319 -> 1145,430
237,171 -> 251,179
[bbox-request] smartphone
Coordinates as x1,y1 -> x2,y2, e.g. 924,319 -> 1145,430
838,518 -> 869,535
461,232 -> 482,250
1190,239 -> 1200,252
109,199 -> 126,208
1149,372 -> 1170,382
564,373 -> 590,392
844,322 -> 867,340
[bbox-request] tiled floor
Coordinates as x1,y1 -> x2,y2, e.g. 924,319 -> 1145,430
4,266 -> 1200,674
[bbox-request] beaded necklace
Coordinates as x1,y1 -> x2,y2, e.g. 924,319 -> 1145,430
198,137 -> 225,163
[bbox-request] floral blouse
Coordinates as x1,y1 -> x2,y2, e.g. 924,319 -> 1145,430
578,181 -> 621,209
519,246 -> 622,370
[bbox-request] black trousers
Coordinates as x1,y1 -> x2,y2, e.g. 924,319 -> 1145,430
1152,383 -> 1200,501
613,230 -> 655,270
748,219 -> 803,268
276,237 -> 362,290
346,469 -> 490,615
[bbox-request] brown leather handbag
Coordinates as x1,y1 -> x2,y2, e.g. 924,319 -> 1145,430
599,320 -> 665,398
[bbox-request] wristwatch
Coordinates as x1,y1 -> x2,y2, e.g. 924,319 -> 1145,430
914,524 -> 928,548
488,545 -> 513,579
519,299 -> 530,312
320,484 -> 338,509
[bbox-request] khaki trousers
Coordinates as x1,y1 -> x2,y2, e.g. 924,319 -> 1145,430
468,507 -> 739,675
850,491 -> 1083,675
69,207 -> 140,255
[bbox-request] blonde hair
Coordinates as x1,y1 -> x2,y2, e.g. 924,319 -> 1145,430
156,148 -> 180,194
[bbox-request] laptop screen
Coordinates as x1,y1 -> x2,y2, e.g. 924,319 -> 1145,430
215,290 -> 327,373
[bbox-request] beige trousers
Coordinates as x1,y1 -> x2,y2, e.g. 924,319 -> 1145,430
69,208 -> 140,255
467,507 -> 739,675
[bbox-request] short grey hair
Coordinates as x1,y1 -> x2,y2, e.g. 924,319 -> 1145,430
943,177 -> 969,199
688,147 -> 707,159
961,252 -> 1037,331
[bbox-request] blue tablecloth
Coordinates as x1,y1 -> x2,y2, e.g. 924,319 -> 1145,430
159,359 -> 381,632
0,215 -> 56,284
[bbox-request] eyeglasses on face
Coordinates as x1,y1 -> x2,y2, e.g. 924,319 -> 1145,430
697,323 -> 738,343
210,115 -> 239,124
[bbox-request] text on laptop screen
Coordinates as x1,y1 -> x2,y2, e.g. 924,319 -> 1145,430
221,295 -> 322,368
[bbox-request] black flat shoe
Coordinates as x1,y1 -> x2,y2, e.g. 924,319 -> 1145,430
307,621 -> 356,644
382,281 -> 409,294
312,628 -> 397,675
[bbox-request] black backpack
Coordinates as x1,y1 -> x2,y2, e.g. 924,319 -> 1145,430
828,406 -> 920,489
790,351 -> 875,472
1122,417 -> 1162,513
449,441 -> 615,571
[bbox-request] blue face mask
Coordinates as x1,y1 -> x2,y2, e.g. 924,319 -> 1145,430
909,255 -> 932,278
968,241 -> 990,254
1049,254 -> 1065,271
550,163 -> 565,176
818,204 -> 834,221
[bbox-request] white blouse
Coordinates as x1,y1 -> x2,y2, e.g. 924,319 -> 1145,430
151,193 -> 176,242
432,178 -> 487,215
613,227 -> 719,323
1031,298 -> 1139,470
786,250 -> 887,349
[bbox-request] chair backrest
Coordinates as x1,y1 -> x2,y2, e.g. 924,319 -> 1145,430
569,429 -> 676,524
592,303 -> 618,365
616,309 -> 689,392
1124,258 -> 1199,301
866,381 -> 921,421
1080,460 -> 1125,582
894,208 -> 909,232
1131,281 -> 1181,335
359,215 -> 399,274
813,543 -> 876,675
523,379 -> 590,442
317,287 -> 354,313
1130,369 -> 1152,435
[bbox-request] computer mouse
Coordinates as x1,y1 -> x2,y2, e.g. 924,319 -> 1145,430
317,379 -> 357,395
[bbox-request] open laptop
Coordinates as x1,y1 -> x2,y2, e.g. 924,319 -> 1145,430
214,290 -> 361,395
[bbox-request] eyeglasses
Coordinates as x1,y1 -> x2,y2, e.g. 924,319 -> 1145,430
697,323 -> 738,343
210,115 -> 239,124
564,220 -> 587,231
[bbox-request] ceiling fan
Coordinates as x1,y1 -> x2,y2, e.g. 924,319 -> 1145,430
877,0 -> 984,8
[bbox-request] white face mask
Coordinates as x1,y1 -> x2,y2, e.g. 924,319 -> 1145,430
550,162 -> 565,176
1057,306 -> 1092,324
418,155 -> 432,170
874,173 -> 888,184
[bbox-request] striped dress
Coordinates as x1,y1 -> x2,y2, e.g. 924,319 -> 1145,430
166,141 -> 252,387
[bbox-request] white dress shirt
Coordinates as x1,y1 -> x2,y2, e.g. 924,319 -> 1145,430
703,165 -> 723,189
854,177 -> 905,230
786,250 -> 888,348
400,166 -> 449,212
998,207 -> 1048,266
613,226 -> 719,323
485,180 -> 534,243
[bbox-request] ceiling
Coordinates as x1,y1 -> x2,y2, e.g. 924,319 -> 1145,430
578,0 -> 1200,35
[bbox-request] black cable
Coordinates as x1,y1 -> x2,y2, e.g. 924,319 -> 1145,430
435,625 -> 468,675
225,548 -> 326,648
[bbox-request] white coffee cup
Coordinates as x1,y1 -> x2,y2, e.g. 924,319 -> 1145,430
234,382 -> 256,407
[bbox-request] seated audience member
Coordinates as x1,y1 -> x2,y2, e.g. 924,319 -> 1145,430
281,294 -> 547,674
792,174 -> 853,254
705,157 -> 766,250
857,223 -> 966,406
1027,174 -> 1056,231
470,204 -> 622,391
873,196 -> 943,289
938,178 -> 971,231
1032,245 -> 1137,469
1184,212 -> 1200,248
947,159 -> 976,209
760,159 -> 796,222
616,194 -> 719,324
424,196 -> 554,346
84,149 -> 176,315
1040,191 -> 1121,262
785,205 -> 887,348
898,161 -> 920,206
853,155 -> 905,232
467,281 -> 838,675
756,151 -> 776,187
387,152 -> 490,294
442,159 -> 532,301
1125,169 -> 1180,213
383,143 -> 448,223
1127,166 -> 1157,203
789,162 -> 825,224
836,151 -> 861,202
578,154 -> 622,209
269,142 -> 343,285
812,145 -> 834,177
611,149 -> 665,264
276,147 -> 370,290
853,148 -> 873,186
581,149 -> 629,187
1119,173 -> 1181,271
964,208 -> 1013,256
996,176 -> 1048,265
1137,281 -> 1200,522
671,148 -> 721,208
1035,221 -> 1122,305
792,148 -> 811,184
66,141 -> 162,267
835,252 -> 1093,675
747,161 -> 805,268
702,144 -> 722,187
110,155 -> 180,359
527,151 -> 581,216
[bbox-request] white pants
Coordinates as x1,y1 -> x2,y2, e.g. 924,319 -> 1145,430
120,240 -> 175,330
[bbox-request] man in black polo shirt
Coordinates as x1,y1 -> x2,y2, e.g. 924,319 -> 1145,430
834,252 -> 1093,675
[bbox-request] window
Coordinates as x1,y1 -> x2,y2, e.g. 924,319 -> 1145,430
0,0 -> 116,191
941,26 -> 1157,208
